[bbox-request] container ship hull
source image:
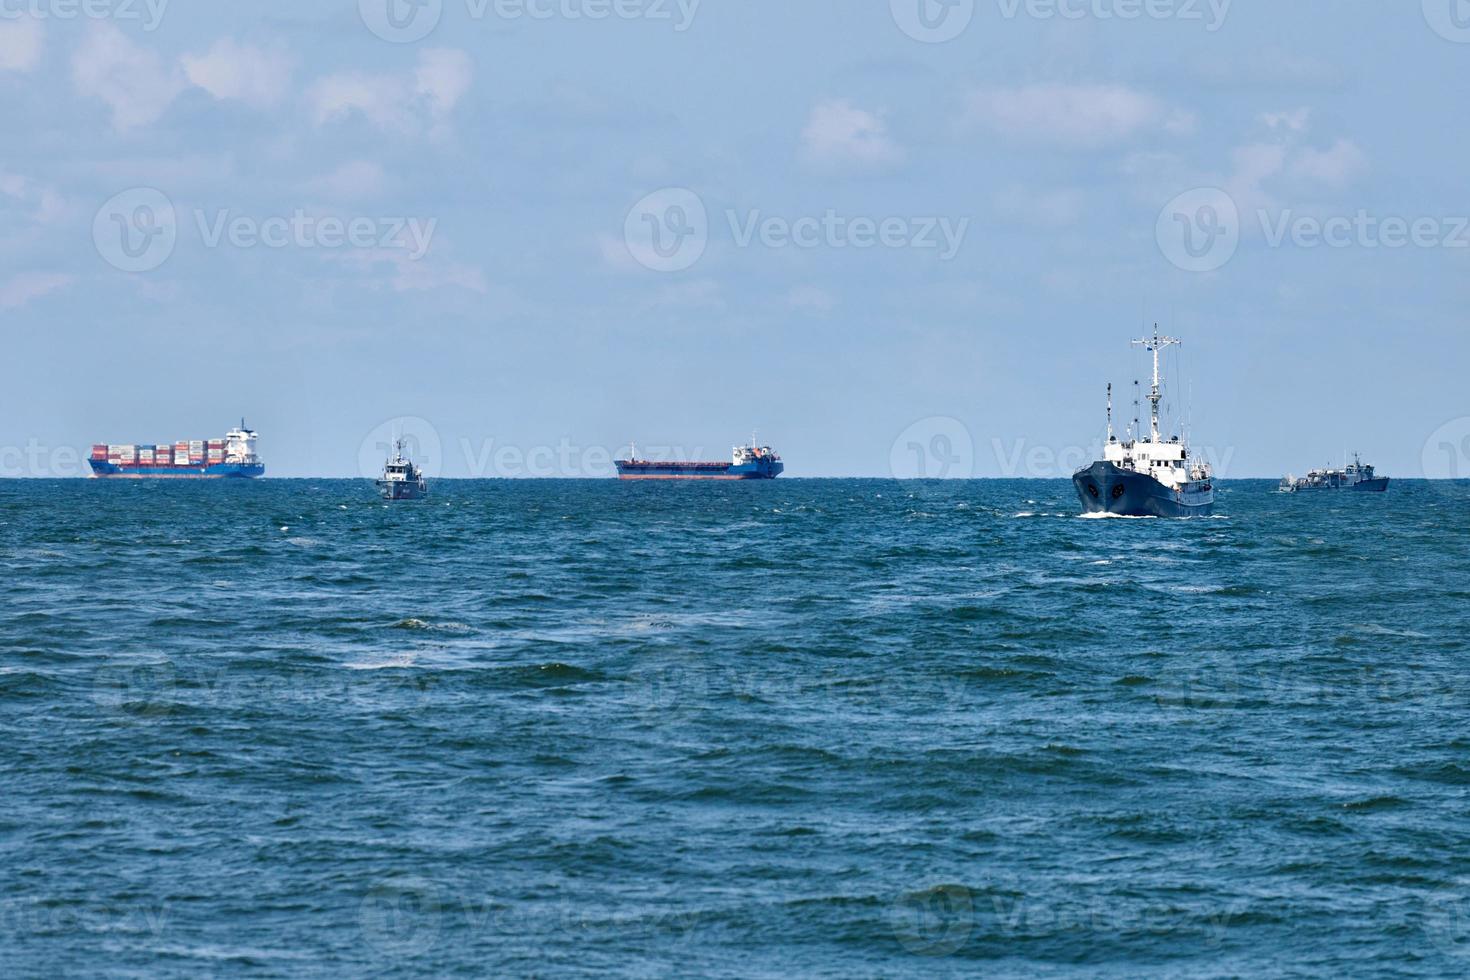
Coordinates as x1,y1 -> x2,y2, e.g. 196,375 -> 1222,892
88,461 -> 265,479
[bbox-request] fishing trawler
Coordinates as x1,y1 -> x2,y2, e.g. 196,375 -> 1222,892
1279,454 -> 1389,492
376,438 -> 428,500
1073,330 -> 1215,517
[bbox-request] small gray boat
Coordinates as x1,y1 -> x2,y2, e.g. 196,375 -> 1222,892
376,438 -> 428,501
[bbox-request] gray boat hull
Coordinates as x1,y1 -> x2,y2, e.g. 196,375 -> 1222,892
377,480 -> 427,501
1073,461 -> 1215,518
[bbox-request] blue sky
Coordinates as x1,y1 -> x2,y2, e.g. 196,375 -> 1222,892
2,0 -> 1467,477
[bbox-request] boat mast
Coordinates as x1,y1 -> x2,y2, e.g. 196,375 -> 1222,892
1106,383 -> 1114,442
1131,327 -> 1180,444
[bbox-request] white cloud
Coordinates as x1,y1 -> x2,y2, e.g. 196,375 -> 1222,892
786,284 -> 836,315
327,248 -> 487,295
0,19 -> 42,72
415,48 -> 472,122
597,232 -> 641,273
307,161 -> 388,201
181,39 -> 292,108
309,49 -> 472,137
1262,107 -> 1311,132
1224,142 -> 1288,213
1290,138 -> 1367,188
798,99 -> 905,175
0,272 -> 74,310
71,24 -> 185,132
960,83 -> 1182,147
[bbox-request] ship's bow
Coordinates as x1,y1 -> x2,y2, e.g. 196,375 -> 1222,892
1073,461 -> 1210,517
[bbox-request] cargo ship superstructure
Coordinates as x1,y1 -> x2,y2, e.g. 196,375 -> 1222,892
615,440 -> 783,480
89,420 -> 264,479
1279,454 -> 1389,492
1073,331 -> 1214,517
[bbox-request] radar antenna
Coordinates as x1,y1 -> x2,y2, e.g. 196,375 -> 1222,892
1131,326 -> 1181,444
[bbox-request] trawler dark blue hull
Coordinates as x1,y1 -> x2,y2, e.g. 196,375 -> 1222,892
1073,461 -> 1215,518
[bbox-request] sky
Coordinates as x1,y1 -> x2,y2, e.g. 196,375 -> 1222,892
1,0 -> 1467,478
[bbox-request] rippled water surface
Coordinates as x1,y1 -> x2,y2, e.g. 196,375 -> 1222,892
4,478 -> 1470,977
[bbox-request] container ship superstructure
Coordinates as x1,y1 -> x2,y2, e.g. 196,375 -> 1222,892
89,420 -> 264,479
615,440 -> 783,480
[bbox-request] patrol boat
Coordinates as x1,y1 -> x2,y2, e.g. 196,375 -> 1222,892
1279,454 -> 1389,492
1073,330 -> 1215,517
376,438 -> 428,500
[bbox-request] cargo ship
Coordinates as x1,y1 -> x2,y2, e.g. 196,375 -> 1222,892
1279,454 -> 1389,492
615,440 -> 783,480
88,420 -> 264,479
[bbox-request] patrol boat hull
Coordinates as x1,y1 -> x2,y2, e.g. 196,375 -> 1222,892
1073,461 -> 1215,518
377,480 -> 427,500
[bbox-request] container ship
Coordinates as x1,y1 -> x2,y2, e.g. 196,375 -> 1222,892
88,420 -> 264,479
615,441 -> 783,480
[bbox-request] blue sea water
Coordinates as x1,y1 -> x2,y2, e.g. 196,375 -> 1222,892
3,478 -> 1469,977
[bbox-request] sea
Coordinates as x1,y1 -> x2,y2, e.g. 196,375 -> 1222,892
3,478 -> 1469,978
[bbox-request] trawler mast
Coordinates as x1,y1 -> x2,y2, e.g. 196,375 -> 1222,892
1132,329 -> 1180,444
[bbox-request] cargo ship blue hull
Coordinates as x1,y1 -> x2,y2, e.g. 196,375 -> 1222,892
89,461 -> 265,479
615,460 -> 783,480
